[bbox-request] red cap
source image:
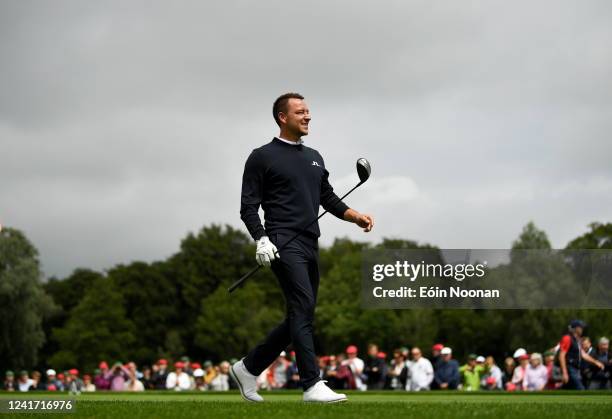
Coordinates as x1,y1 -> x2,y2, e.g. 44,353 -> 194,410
486,376 -> 497,385
191,362 -> 201,370
290,351 -> 296,357
377,352 -> 387,359
47,384 -> 57,391
432,344 -> 444,351
519,354 -> 530,361
346,345 -> 358,354
174,362 -> 184,369
69,369 -> 79,376
99,361 -> 109,370
158,359 -> 168,365
57,373 -> 65,380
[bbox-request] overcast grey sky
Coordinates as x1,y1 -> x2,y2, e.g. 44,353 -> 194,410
1,0 -> 611,278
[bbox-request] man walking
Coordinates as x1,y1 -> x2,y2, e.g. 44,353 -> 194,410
558,319 -> 605,390
231,93 -> 374,403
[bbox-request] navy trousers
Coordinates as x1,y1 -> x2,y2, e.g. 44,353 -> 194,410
243,231 -> 321,390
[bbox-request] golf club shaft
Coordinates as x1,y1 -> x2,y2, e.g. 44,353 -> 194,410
228,181 -> 363,293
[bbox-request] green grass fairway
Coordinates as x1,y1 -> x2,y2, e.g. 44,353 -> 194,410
2,391 -> 611,419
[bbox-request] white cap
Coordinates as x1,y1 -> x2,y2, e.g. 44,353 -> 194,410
193,368 -> 204,378
476,356 -> 485,363
46,369 -> 56,376
280,351 -> 286,357
441,347 -> 452,355
513,348 -> 527,359
530,352 -> 542,361
599,337 -> 609,345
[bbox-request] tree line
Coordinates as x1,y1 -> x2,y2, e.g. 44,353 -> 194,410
1,221 -> 611,373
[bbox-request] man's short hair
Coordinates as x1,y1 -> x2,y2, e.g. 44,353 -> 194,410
273,92 -> 304,127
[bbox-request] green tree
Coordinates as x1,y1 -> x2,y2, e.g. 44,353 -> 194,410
41,269 -> 103,362
48,277 -> 136,372
566,222 -> 612,249
195,281 -> 283,360
107,261 -> 180,363
0,227 -> 56,371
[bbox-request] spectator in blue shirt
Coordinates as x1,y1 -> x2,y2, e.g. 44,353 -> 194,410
434,347 -> 460,390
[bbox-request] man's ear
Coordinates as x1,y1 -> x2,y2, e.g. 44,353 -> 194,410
278,112 -> 287,125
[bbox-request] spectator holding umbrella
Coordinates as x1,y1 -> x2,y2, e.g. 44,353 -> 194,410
558,319 -> 604,390
434,347 -> 460,390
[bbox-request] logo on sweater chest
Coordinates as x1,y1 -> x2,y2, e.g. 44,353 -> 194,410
312,161 -> 322,168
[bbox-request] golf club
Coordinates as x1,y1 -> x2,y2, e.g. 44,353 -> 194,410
228,158 -> 372,293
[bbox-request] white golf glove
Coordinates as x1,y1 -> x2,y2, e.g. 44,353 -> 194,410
256,236 -> 279,267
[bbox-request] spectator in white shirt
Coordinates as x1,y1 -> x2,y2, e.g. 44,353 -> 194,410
343,345 -> 366,390
481,356 -> 503,390
406,347 -> 434,391
523,353 -> 548,391
209,361 -> 230,391
166,362 -> 191,391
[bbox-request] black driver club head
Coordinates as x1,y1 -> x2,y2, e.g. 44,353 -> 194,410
356,158 -> 371,184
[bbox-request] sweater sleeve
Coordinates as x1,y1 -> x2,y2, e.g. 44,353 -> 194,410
240,150 -> 266,241
319,156 -> 349,220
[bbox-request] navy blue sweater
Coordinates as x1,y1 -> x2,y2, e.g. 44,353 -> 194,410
240,138 -> 349,241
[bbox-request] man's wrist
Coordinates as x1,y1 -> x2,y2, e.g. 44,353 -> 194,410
344,208 -> 358,223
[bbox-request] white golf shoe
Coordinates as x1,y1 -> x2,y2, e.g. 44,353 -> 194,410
303,380 -> 347,403
230,359 -> 263,402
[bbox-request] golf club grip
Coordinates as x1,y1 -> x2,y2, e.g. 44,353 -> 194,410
228,264 -> 262,293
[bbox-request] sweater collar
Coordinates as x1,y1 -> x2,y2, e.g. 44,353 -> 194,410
275,136 -> 303,146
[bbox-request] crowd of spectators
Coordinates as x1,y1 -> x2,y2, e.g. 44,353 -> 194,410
3,324 -> 610,393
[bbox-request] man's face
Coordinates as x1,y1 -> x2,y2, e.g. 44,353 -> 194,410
581,338 -> 591,350
599,342 -> 609,352
368,345 -> 378,357
279,99 -> 310,136
575,326 -> 583,337
411,349 -> 421,361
